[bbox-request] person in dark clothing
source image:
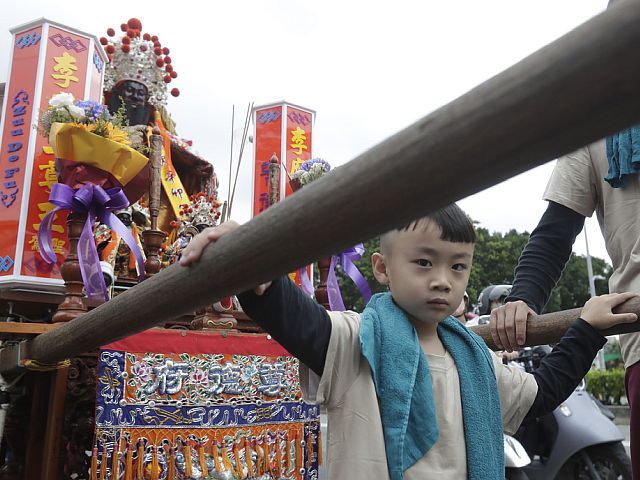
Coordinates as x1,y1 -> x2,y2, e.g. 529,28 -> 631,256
181,204 -> 636,479
489,137 -> 640,478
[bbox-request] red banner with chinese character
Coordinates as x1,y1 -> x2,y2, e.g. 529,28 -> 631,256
252,103 -> 315,290
0,26 -> 42,276
252,105 -> 283,217
21,25 -> 95,278
0,21 -> 105,285
285,107 -> 314,197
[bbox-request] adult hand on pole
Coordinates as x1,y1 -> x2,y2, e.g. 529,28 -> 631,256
490,300 -> 536,352
179,220 -> 272,295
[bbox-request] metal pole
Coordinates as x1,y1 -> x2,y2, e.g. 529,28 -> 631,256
584,225 -> 607,370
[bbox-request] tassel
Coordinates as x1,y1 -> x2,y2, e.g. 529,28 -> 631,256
275,433 -> 283,478
90,447 -> 98,480
151,446 -> 159,480
253,439 -> 262,476
295,432 -> 303,472
244,438 -> 254,478
198,442 -> 209,477
257,438 -> 266,475
184,440 -> 193,478
124,442 -> 133,480
212,440 -> 222,473
307,429 -> 314,471
232,441 -> 243,478
285,432 -> 292,475
266,436 -> 274,476
222,440 -> 234,472
99,446 -> 108,480
318,428 -> 323,467
112,437 -> 121,480
167,447 -> 176,480
136,440 -> 144,480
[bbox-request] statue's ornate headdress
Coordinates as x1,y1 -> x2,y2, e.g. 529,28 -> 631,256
100,18 -> 179,108
171,193 -> 222,238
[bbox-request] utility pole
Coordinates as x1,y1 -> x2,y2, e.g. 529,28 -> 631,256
585,225 -> 607,370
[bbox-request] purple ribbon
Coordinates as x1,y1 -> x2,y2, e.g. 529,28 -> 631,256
297,266 -> 315,297
327,243 -> 372,311
38,183 -> 145,302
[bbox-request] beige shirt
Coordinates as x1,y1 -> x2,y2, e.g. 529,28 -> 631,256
300,311 -> 538,479
543,141 -> 640,367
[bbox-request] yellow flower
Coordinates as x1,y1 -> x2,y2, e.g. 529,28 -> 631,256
70,122 -> 88,132
108,126 -> 131,146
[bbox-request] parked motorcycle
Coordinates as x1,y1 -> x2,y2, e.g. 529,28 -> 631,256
510,346 -> 631,480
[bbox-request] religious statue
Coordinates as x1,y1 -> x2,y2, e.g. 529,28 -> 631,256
100,18 -> 218,245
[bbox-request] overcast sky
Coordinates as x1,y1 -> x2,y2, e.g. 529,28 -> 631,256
1,0 -> 613,269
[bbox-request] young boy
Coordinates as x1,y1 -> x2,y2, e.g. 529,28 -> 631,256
180,204 -> 637,480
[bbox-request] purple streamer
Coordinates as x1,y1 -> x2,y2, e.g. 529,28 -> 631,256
327,243 -> 372,311
37,183 -> 145,302
297,266 -> 315,297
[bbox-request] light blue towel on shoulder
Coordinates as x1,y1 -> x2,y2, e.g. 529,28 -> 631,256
605,126 -> 640,188
360,292 -> 504,479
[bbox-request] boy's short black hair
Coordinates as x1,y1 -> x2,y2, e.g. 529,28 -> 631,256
398,203 -> 476,243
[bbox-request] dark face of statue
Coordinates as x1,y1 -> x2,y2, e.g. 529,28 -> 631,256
120,81 -> 148,106
108,80 -> 152,126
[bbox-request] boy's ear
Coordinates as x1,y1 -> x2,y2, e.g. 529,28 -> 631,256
371,252 -> 390,285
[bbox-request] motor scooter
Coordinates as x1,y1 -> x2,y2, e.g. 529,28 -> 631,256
511,346 -> 631,480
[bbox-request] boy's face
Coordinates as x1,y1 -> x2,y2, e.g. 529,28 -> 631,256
372,221 -> 474,327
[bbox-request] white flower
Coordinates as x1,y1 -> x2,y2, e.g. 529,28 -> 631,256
67,104 -> 86,121
48,92 -> 75,108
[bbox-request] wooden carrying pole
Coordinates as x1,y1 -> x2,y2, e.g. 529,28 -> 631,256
3,0 -> 640,373
471,296 -> 640,351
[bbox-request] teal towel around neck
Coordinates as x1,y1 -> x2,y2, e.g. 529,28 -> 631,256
605,126 -> 640,187
359,292 -> 504,479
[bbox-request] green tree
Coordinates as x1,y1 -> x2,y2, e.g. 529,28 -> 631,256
543,254 -> 611,313
466,228 -> 530,304
337,236 -> 386,312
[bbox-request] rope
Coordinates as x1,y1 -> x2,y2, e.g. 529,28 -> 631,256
21,358 -> 71,371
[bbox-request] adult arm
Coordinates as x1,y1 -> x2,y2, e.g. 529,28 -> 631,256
237,276 -> 332,377
506,201 -> 586,313
492,201 -> 586,350
523,318 -> 605,421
